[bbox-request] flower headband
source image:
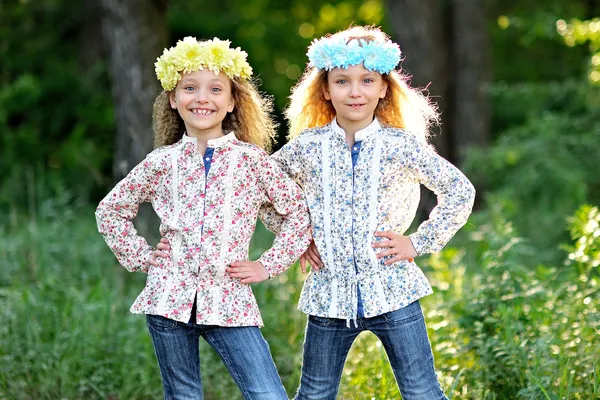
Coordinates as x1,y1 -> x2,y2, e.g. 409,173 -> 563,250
307,36 -> 401,74
155,37 -> 253,91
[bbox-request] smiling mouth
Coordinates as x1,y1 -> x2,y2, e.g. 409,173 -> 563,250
191,109 -> 215,116
348,104 -> 365,108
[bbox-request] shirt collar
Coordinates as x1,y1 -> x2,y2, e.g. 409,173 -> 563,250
330,118 -> 381,142
181,131 -> 237,148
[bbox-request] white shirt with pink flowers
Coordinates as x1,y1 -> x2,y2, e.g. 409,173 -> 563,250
96,132 -> 311,327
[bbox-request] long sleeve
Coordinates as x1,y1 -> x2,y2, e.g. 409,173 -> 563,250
405,136 -> 476,255
95,156 -> 156,272
259,140 -> 304,234
256,153 -> 311,278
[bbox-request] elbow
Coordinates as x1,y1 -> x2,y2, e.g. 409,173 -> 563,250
95,203 -> 110,235
467,182 -> 476,207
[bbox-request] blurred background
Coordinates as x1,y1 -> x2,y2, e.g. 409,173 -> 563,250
1,0 -> 599,399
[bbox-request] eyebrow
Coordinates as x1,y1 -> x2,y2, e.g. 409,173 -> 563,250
330,72 -> 377,79
180,78 -> 228,85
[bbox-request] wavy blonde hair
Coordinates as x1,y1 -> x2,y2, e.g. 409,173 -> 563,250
153,77 -> 277,152
285,26 -> 439,142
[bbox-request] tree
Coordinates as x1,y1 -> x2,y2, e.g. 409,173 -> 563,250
385,0 -> 451,158
385,0 -> 490,162
99,0 -> 168,239
99,0 -> 168,181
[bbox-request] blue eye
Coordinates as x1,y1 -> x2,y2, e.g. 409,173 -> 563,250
184,86 -> 195,91
336,79 -> 347,85
363,78 -> 374,84
211,87 -> 222,93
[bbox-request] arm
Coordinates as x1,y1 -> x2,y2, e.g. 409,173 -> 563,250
258,140 -> 303,234
405,136 -> 476,255
255,153 -> 312,278
95,156 -> 156,272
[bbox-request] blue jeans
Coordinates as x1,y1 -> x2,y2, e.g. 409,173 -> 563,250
146,312 -> 287,400
294,300 -> 447,400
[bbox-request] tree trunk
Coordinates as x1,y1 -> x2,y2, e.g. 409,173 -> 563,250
385,0 -> 450,158
452,0 -> 490,161
99,0 -> 168,241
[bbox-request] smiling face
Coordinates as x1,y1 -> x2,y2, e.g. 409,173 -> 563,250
323,63 -> 387,133
169,69 -> 235,139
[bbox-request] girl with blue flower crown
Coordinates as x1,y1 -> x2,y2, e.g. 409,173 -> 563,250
96,37 -> 311,400
277,25 -> 475,399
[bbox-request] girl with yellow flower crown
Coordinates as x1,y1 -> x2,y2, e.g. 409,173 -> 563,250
274,25 -> 474,399
95,37 -> 311,400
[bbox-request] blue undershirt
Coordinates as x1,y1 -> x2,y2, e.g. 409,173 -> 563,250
351,141 -> 365,318
203,147 -> 215,176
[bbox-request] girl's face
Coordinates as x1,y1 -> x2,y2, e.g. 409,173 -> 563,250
323,64 -> 387,132
169,69 -> 235,138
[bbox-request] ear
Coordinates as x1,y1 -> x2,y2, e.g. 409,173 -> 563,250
322,85 -> 331,101
168,92 -> 177,109
379,80 -> 388,99
228,98 -> 235,113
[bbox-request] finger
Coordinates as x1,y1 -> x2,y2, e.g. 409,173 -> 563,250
310,242 -> 323,259
149,255 -> 158,266
376,249 -> 399,259
305,252 -> 321,270
240,269 -> 268,284
157,243 -> 171,251
241,275 -> 263,284
229,261 -> 250,268
153,251 -> 169,259
307,246 -> 323,267
300,255 -> 307,274
372,239 -> 393,248
160,238 -> 170,244
227,268 -> 249,277
374,231 -> 394,239
384,255 -> 407,265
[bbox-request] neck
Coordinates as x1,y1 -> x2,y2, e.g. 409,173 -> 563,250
336,116 -> 374,147
187,127 -> 225,153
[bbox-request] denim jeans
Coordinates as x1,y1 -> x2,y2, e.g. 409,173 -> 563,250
146,311 -> 287,400
294,300 -> 447,400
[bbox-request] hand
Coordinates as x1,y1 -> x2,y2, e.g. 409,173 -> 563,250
299,240 -> 323,273
226,261 -> 270,284
372,231 -> 417,265
149,237 -> 171,266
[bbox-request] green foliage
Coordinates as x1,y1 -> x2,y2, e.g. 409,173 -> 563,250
464,80 -> 600,262
0,1 -> 114,209
489,0 -> 594,82
564,204 -> 600,276
557,17 -> 600,84
421,205 -> 600,399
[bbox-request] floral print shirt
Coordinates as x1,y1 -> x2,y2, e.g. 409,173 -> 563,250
96,132 -> 311,327
264,119 -> 475,321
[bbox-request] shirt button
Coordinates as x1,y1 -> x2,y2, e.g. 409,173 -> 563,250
205,158 -> 210,161
353,147 -> 358,151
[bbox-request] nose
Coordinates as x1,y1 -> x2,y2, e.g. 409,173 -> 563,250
195,88 -> 209,103
349,82 -> 360,97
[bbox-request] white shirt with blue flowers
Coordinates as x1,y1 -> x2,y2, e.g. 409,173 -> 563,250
263,118 -> 475,321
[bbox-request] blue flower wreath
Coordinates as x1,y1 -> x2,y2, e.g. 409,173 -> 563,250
307,36 -> 401,74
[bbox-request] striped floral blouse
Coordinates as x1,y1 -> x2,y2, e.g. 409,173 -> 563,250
96,132 -> 311,327
263,118 -> 475,321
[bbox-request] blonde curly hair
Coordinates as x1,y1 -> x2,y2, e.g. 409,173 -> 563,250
153,76 -> 277,152
285,26 -> 438,142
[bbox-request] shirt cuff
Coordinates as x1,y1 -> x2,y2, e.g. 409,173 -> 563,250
257,252 -> 280,279
408,233 -> 426,256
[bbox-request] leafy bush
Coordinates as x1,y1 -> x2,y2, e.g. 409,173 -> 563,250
423,204 -> 600,399
464,81 -> 600,263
